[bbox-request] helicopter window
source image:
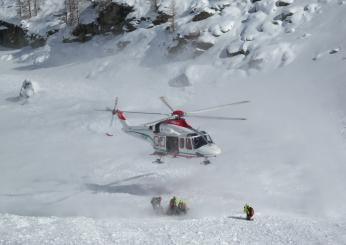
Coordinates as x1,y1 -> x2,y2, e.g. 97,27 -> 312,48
186,138 -> 192,150
192,136 -> 208,149
154,136 -> 159,146
154,124 -> 160,133
179,138 -> 185,149
204,134 -> 213,143
159,137 -> 165,147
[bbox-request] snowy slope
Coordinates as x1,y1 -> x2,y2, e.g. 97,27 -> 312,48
1,0 -> 346,244
0,214 -> 345,244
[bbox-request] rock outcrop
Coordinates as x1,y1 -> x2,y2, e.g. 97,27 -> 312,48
0,21 -> 46,49
72,3 -> 133,42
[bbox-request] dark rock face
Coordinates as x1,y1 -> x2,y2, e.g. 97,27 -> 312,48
0,21 -> 28,48
72,2 -> 133,42
273,12 -> 294,22
72,23 -> 99,42
0,21 -> 46,49
192,11 -> 214,22
30,33 -> 46,48
98,3 -> 132,32
227,49 -> 250,57
152,12 -> 171,25
276,1 -> 291,7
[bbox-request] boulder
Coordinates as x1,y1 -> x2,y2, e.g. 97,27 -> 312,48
0,21 -> 28,48
98,3 -> 133,33
72,2 -> 133,42
273,11 -> 294,22
192,11 -> 214,22
276,0 -> 293,7
152,12 -> 171,26
0,21 -> 46,49
227,49 -> 250,57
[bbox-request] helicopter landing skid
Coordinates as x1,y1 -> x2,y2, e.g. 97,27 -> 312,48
153,159 -> 164,164
153,156 -> 164,164
201,158 -> 211,165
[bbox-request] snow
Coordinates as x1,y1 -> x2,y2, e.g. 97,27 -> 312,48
0,214 -> 345,244
1,0 -> 346,244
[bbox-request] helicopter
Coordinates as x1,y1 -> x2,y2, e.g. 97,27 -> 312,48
101,97 -> 249,165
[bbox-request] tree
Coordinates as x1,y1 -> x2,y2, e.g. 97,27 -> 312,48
16,0 -> 40,19
151,0 -> 159,12
66,0 -> 79,26
169,0 -> 177,33
16,0 -> 22,18
32,0 -> 39,16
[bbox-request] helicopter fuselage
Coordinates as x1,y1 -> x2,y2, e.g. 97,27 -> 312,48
118,112 -> 222,159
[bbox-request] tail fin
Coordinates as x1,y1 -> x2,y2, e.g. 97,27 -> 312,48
114,110 -> 129,129
110,97 -> 129,130
105,97 -> 129,136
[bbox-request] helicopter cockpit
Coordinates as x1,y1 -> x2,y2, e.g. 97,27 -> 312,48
188,132 -> 213,149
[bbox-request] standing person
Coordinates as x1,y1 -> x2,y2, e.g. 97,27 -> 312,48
244,204 -> 255,220
151,196 -> 164,214
19,79 -> 34,99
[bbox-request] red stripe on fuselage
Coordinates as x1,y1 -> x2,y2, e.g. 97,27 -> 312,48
164,119 -> 192,129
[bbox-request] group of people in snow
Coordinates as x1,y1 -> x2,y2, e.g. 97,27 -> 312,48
151,196 -> 187,216
150,196 -> 254,220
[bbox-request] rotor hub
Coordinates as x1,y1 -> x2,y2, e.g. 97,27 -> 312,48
172,110 -> 185,117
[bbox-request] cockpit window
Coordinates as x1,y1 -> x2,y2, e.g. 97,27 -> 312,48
205,134 -> 213,143
192,136 -> 208,149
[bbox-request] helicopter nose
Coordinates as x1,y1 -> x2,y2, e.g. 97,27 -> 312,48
197,144 -> 222,157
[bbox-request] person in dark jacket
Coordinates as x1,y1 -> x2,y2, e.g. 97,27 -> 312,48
151,196 -> 164,214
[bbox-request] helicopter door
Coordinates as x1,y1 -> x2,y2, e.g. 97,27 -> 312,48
166,136 -> 179,154
186,138 -> 193,150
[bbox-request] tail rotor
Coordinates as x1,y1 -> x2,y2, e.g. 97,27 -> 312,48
106,97 -> 118,136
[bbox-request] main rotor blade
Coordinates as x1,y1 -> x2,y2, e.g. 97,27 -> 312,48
143,116 -> 174,126
96,109 -> 169,116
122,111 -> 170,116
159,96 -> 175,112
95,108 -> 112,112
188,100 -> 250,114
185,115 -> 247,120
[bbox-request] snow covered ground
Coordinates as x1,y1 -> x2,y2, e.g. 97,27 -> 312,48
1,214 -> 345,244
1,0 -> 346,244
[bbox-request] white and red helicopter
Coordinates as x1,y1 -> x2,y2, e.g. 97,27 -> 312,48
102,97 -> 249,164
